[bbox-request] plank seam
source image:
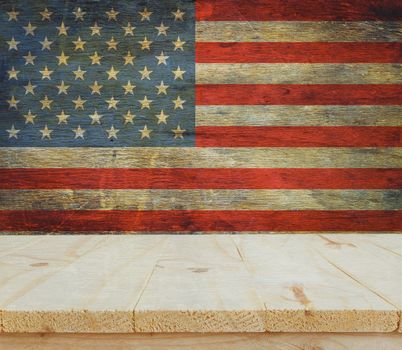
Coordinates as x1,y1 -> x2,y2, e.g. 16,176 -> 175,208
133,259 -> 161,330
318,251 -> 401,314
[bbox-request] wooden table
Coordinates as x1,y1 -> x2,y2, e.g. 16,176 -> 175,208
0,234 -> 401,349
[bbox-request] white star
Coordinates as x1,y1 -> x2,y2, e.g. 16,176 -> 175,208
122,22 -> 135,36
24,51 -> 36,65
106,125 -> 119,139
139,7 -> 152,21
7,9 -> 19,21
73,125 -> 86,139
172,66 -> 186,80
123,110 -> 135,124
155,22 -> 169,36
56,110 -> 70,124
139,66 -> 152,80
23,22 -> 37,36
173,96 -> 186,109
6,124 -> 20,139
24,110 -> 36,124
155,51 -> 169,65
89,110 -> 103,124
7,37 -> 20,50
7,95 -> 19,109
172,8 -> 185,21
173,36 -> 185,51
156,110 -> 169,124
172,125 -> 186,139
40,36 -> 53,50
138,96 -> 152,109
40,124 -> 53,139
139,125 -> 152,139
73,7 -> 86,21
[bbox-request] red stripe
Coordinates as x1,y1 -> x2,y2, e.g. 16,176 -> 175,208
196,0 -> 402,21
196,43 -> 402,63
0,210 -> 400,232
196,126 -> 402,147
1,168 -> 400,189
196,85 -> 402,105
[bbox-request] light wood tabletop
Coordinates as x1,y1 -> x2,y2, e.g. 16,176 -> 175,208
0,234 -> 400,334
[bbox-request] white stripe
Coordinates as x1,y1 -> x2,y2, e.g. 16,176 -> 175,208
196,106 -> 402,126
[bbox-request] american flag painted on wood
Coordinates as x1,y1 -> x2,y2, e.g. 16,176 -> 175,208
0,0 -> 401,233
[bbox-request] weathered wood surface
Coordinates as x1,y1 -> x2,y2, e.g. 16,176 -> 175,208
0,234 -> 400,333
196,63 -> 402,84
1,333 -> 402,350
196,105 -> 402,126
1,147 -> 400,168
1,189 -> 399,210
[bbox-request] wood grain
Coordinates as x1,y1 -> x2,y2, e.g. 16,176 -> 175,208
196,84 -> 402,105
0,234 -> 400,333
1,210 -> 400,232
195,126 -> 401,147
196,63 -> 402,84
1,333 -> 402,350
196,43 -> 402,63
196,105 -> 402,126
1,169 -> 400,189
232,235 -> 399,332
1,189 -> 399,210
196,0 -> 402,21
0,235 -> 168,332
1,147 -> 400,168
135,236 -> 265,332
308,234 -> 402,331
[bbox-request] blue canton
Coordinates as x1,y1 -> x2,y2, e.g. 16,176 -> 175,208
0,0 -> 195,147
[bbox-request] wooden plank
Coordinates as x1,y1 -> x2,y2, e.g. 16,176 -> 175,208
196,105 -> 402,127
1,169 -> 401,190
0,235 -> 400,333
1,210 -> 400,232
134,235 -> 266,332
232,235 -> 399,332
136,235 -> 398,332
195,126 -> 401,147
196,84 -> 402,105
195,43 -> 402,64
1,333 -> 402,350
1,189 -> 399,210
0,236 -> 168,332
196,21 -> 402,42
196,0 -> 402,21
308,234 -> 402,331
196,64 -> 402,84
1,148 -> 400,168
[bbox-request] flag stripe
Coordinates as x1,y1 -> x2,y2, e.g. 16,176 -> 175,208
1,210 -> 400,232
196,21 -> 402,42
196,63 -> 402,84
195,0 -> 402,21
1,189 -> 399,210
196,43 -> 402,63
195,105 -> 402,126
1,230 -> 396,235
1,168 -> 400,189
1,148 -> 400,168
196,84 -> 402,105
2,230 -> 396,235
195,126 -> 402,147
